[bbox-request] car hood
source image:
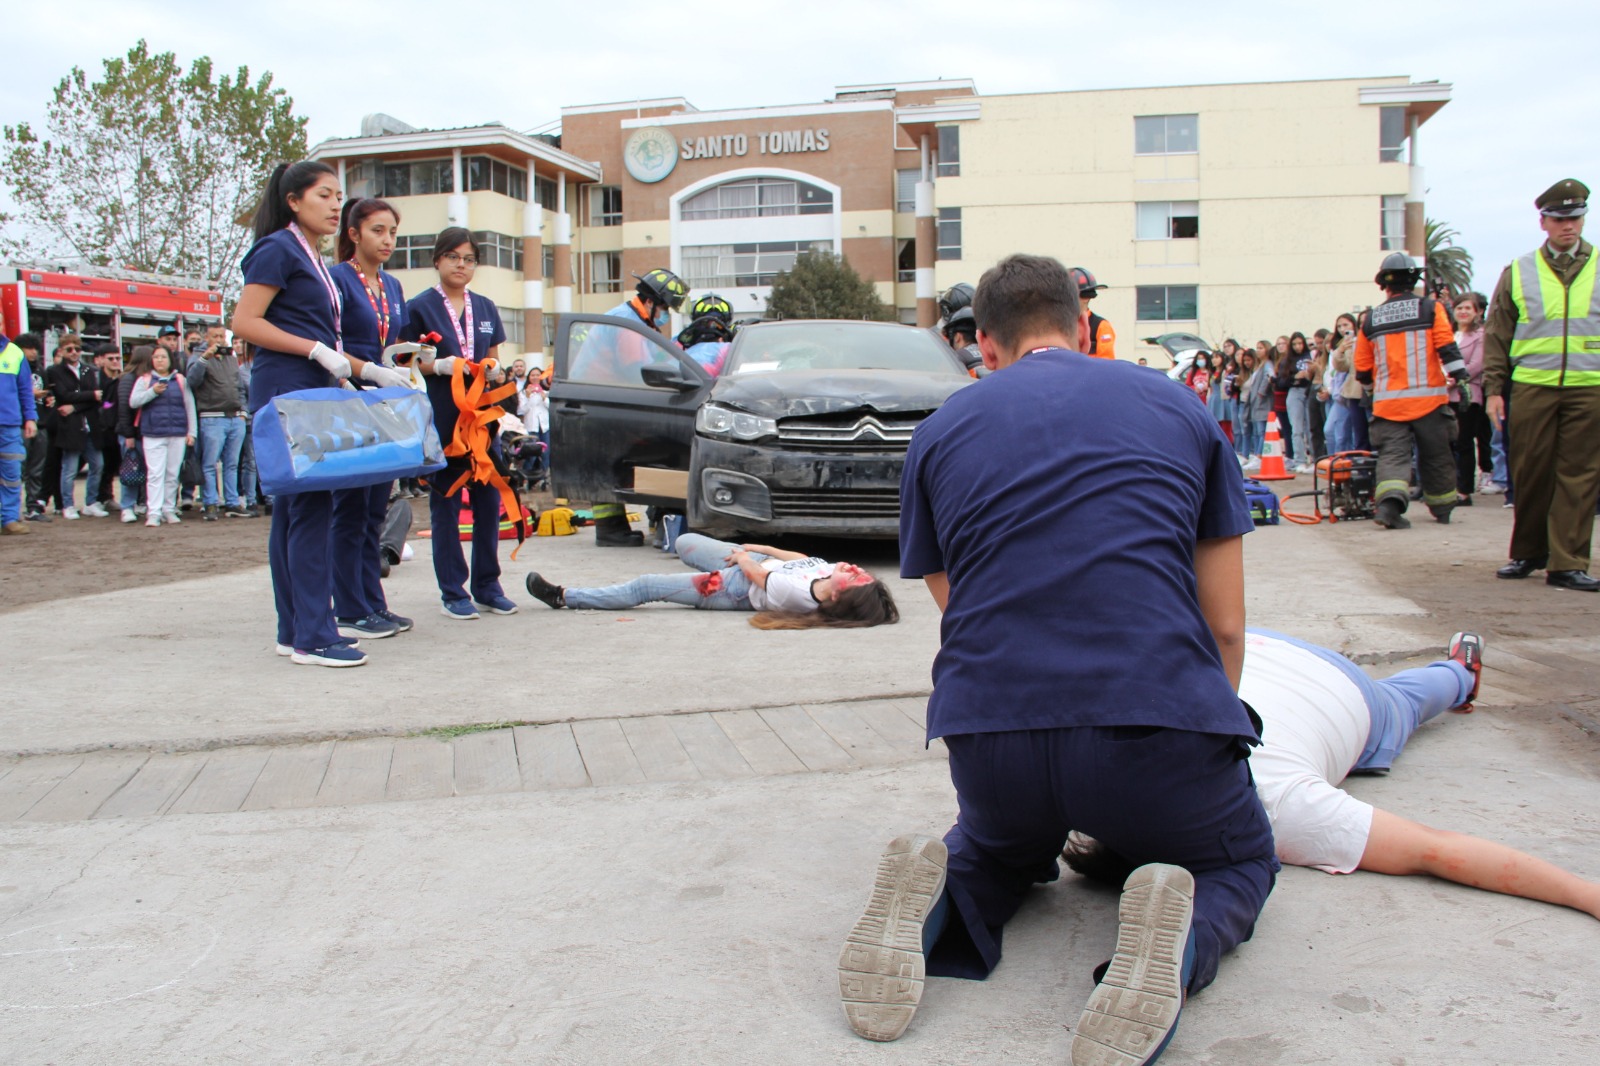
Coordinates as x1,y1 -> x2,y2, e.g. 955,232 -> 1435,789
708,369 -> 971,419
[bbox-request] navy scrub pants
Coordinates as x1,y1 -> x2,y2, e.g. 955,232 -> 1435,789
331,481 -> 391,619
427,477 -> 505,605
269,489 -> 341,651
931,725 -> 1278,995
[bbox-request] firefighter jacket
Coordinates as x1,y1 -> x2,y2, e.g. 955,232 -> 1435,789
1505,248 -> 1600,388
1087,313 -> 1116,360
1354,294 -> 1464,422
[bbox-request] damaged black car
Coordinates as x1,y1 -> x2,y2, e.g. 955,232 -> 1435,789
548,315 -> 972,539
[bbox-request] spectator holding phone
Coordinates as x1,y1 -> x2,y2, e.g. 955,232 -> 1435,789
129,344 -> 196,527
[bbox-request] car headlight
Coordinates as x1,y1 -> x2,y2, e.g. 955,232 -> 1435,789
696,403 -> 777,442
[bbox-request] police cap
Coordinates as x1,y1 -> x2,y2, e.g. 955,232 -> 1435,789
1536,179 -> 1588,218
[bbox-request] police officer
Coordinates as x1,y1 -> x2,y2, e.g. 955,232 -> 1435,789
1484,179 -> 1600,591
591,267 -> 688,546
1354,252 -> 1471,529
1070,267 -> 1116,360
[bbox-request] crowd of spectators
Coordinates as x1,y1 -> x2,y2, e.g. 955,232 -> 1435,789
1177,292 -> 1508,508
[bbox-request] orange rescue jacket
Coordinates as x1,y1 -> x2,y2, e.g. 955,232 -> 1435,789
1354,295 -> 1462,422
1087,313 -> 1116,360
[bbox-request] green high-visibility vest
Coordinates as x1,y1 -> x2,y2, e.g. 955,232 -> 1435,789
1508,249 -> 1600,387
0,341 -> 24,377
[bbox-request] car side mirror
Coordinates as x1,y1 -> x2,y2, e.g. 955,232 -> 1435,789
640,365 -> 700,391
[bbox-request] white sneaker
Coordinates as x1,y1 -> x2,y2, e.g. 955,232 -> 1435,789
63,507 -> 81,520
163,510 -> 181,524
1244,457 -> 1261,471
145,515 -> 161,528
120,509 -> 136,523
83,502 -> 110,517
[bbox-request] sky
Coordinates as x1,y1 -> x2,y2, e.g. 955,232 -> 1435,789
3,0 -> 1597,295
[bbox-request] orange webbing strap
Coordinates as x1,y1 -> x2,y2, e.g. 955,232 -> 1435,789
444,358 -> 528,559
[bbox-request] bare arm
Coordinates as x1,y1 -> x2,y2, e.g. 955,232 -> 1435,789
1359,809 -> 1600,920
923,572 -> 950,614
1195,535 -> 1245,690
725,549 -> 770,588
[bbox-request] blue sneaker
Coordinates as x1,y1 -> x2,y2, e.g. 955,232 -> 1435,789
441,598 -> 480,620
1071,863 -> 1195,1066
376,608 -> 414,632
838,834 -> 948,1042
336,613 -> 400,640
474,593 -> 519,616
291,644 -> 368,668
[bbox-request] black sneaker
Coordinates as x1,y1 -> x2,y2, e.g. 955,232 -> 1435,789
26,509 -> 51,523
202,505 -> 220,522
225,502 -> 251,517
524,572 -> 566,608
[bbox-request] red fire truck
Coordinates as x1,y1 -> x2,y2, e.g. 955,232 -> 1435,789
0,263 -> 224,356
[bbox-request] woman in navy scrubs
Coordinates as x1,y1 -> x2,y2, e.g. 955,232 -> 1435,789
328,197 -> 413,642
400,227 -> 517,620
231,162 -> 409,667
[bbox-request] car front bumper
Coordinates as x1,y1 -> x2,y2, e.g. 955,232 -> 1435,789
689,436 -> 906,538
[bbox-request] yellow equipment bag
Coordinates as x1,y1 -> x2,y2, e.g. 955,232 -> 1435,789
537,506 -> 576,536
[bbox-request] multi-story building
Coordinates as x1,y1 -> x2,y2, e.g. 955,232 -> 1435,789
310,75 -> 1448,362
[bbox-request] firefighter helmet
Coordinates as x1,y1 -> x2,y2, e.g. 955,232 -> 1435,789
633,268 -> 689,310
1375,252 -> 1422,289
938,283 -> 975,321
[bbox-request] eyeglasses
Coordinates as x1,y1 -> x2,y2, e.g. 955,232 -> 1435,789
441,253 -> 478,267
59,346 -> 81,353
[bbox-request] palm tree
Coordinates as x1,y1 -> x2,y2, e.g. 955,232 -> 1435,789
1425,219 -> 1475,299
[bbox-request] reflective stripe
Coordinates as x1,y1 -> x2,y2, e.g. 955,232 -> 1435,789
1374,328 -> 1445,403
1423,488 -> 1459,506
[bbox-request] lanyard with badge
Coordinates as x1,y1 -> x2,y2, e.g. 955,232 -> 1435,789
288,221 -> 343,352
434,285 -> 475,360
348,261 -> 390,347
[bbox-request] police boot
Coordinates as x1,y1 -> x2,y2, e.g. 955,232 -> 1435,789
592,506 -> 643,547
1374,498 -> 1411,530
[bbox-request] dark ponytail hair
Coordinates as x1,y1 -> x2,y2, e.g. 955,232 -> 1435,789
749,576 -> 899,630
337,197 -> 402,263
252,161 -> 338,241
432,226 -> 481,266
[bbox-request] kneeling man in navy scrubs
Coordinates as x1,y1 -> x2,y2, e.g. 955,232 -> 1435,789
839,254 -> 1277,1066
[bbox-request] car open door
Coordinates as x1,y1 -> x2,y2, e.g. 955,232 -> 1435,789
549,312 -> 714,508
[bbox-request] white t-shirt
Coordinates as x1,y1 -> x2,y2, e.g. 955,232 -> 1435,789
1239,632 -> 1374,874
746,557 -> 834,612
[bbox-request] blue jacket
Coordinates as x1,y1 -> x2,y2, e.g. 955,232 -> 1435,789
0,337 -> 38,427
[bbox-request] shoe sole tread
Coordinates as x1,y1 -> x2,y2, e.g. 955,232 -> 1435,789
838,834 -> 947,1043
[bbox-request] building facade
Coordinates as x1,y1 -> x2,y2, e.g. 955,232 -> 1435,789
311,76 -> 1448,362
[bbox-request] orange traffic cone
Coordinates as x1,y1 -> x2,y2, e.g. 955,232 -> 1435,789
1254,412 -> 1295,481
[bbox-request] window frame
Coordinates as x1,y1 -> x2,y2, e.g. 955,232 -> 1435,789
1134,114 -> 1199,156
1380,194 -> 1407,250
590,251 -> 622,293
678,239 -> 833,290
389,233 -> 438,271
936,207 -> 962,261
1379,106 -> 1409,164
592,185 -> 623,227
936,126 -> 961,178
678,177 -> 833,221
1135,285 -> 1199,322
1135,201 -> 1200,241
895,169 -> 918,213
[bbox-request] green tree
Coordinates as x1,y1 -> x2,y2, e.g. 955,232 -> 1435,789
1424,219 -> 1475,299
1,40 -> 308,290
766,250 -> 895,321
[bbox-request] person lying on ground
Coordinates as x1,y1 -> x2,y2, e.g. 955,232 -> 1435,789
522,533 -> 898,630
1064,629 -> 1600,920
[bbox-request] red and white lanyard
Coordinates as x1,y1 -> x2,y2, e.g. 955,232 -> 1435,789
434,285 -> 474,360
288,222 -> 343,352
349,261 -> 390,347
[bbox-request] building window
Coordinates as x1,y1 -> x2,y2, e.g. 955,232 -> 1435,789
543,244 -> 555,281
501,307 -> 524,347
1381,195 -> 1407,250
473,230 -> 523,271
679,177 -> 833,221
896,239 -> 916,283
1134,114 -> 1198,155
895,169 -> 918,213
389,233 -> 437,270
591,252 -> 622,293
937,126 -> 960,178
534,176 -> 557,209
1136,201 -> 1199,240
591,185 -> 623,227
542,315 -> 555,350
1136,285 -> 1198,322
345,162 -> 377,200
1380,106 -> 1409,163
936,208 -> 962,261
374,158 -> 454,197
679,240 -> 832,289
463,155 -> 528,199
898,307 -> 920,325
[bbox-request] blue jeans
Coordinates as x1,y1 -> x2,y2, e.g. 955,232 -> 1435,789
58,446 -> 102,510
1237,419 -> 1264,458
0,424 -> 23,524
564,533 -> 759,610
1324,399 -> 1359,455
1490,423 -> 1508,486
1287,388 -> 1312,463
198,415 -> 246,506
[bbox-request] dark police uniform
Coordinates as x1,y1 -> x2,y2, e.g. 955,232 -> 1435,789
1483,179 -> 1600,589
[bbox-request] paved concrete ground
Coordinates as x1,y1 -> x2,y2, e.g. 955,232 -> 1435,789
3,507 -> 1599,1063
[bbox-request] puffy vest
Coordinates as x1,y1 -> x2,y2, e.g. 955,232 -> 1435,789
139,375 -> 190,436
1508,249 -> 1600,387
1358,295 -> 1454,421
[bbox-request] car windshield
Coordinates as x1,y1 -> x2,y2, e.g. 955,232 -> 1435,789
724,322 -> 963,376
